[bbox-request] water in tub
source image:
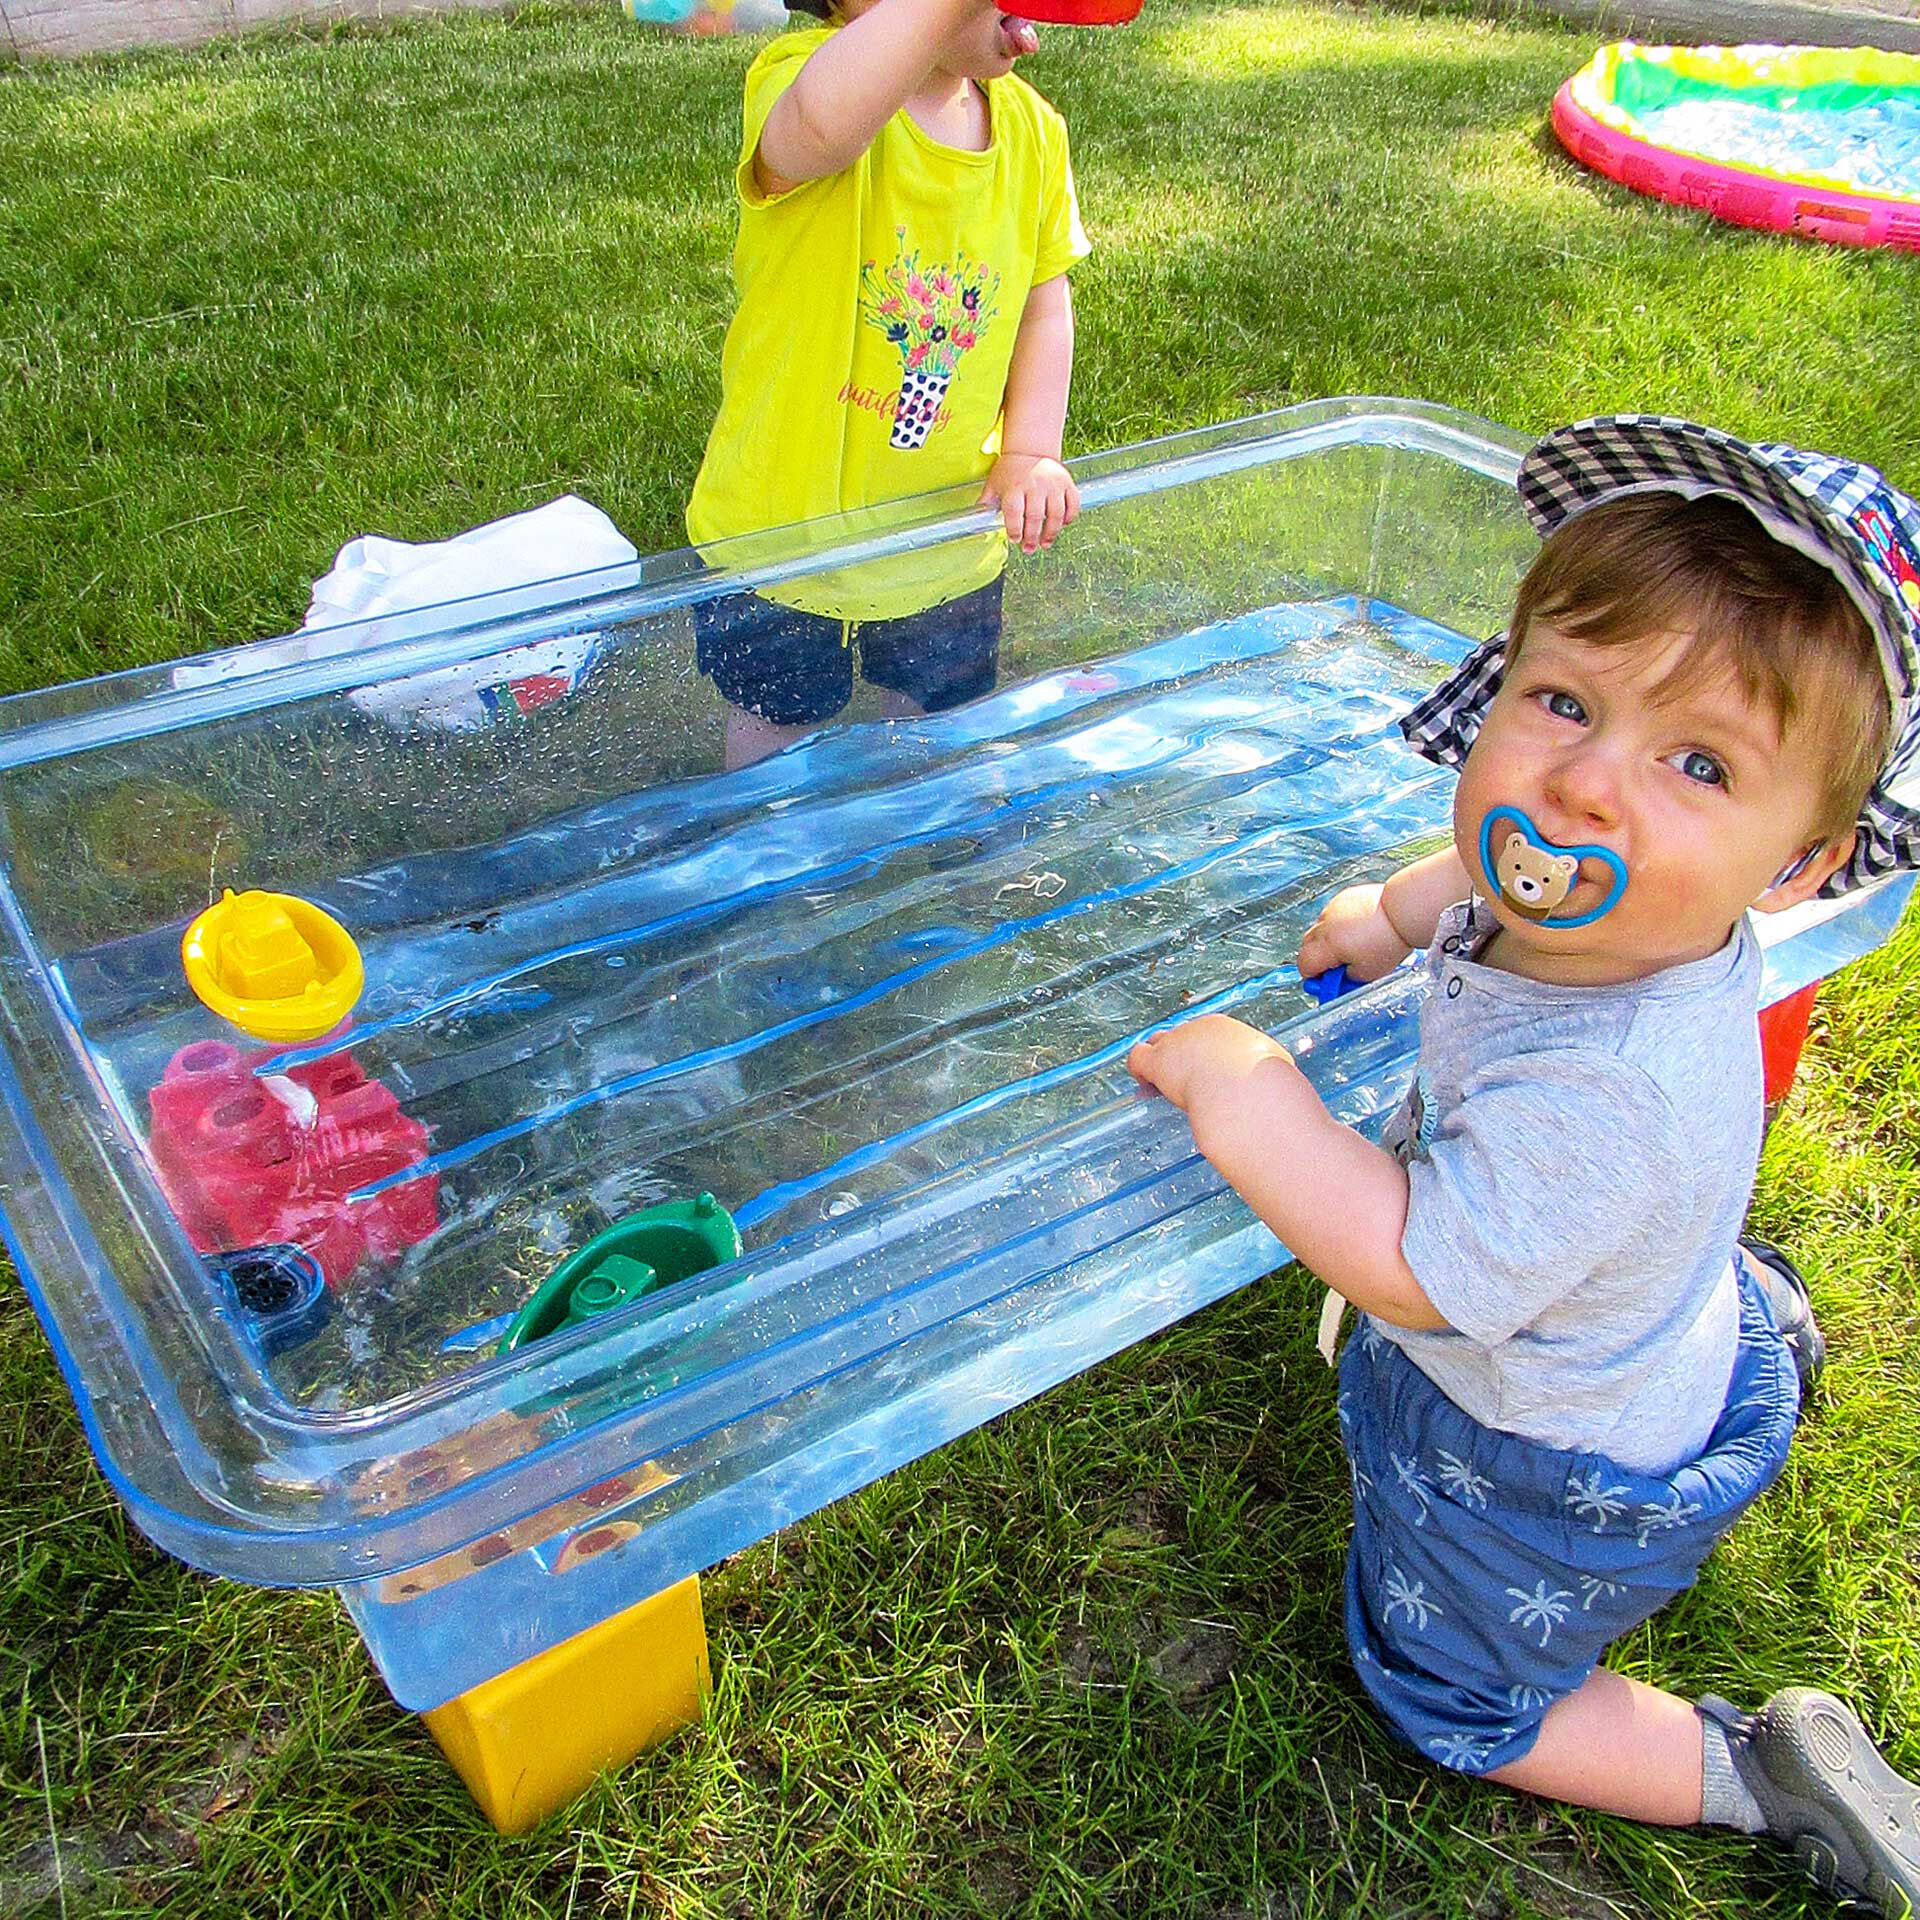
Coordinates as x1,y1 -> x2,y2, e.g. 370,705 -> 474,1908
51,598 -> 1460,1412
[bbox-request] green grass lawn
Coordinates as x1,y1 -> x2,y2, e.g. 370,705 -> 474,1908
2,2 -> 1919,1914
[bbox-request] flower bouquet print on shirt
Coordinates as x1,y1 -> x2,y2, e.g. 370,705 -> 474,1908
860,231 -> 1002,451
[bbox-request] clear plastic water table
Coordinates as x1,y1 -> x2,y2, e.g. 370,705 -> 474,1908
2,399 -> 1908,1735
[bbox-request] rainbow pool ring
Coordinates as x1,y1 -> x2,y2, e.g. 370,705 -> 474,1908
1553,42 -> 1920,253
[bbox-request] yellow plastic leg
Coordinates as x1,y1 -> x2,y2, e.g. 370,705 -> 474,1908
423,1574 -> 710,1832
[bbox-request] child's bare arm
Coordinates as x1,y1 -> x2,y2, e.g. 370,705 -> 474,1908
1128,1015 -> 1448,1332
756,0 -> 990,193
1297,844 -> 1470,982
981,275 -> 1077,553
1000,275 -> 1073,465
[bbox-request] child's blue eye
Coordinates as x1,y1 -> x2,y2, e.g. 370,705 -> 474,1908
1540,690 -> 1586,723
1673,749 -> 1726,788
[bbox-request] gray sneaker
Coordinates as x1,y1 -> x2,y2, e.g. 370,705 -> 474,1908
1741,1235 -> 1826,1399
1702,1689 -> 1920,1915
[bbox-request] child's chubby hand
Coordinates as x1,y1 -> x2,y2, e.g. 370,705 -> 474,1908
1127,1013 -> 1303,1117
981,453 -> 1079,555
1297,883 -> 1413,986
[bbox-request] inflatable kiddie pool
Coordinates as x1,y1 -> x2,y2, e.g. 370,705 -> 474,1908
1554,42 -> 1920,252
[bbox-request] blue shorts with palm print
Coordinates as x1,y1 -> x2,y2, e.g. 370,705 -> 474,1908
1336,1252 -> 1798,1774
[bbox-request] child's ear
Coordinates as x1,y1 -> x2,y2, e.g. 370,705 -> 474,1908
1752,831 -> 1857,915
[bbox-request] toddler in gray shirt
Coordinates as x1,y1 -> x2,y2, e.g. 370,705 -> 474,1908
1130,416 -> 1920,1916
1378,894 -> 1760,1474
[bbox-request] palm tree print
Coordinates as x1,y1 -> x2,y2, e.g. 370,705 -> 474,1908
1505,1579 -> 1575,1647
1426,1728 -> 1507,1771
1390,1450 -> 1434,1527
1434,1450 -> 1492,1509
1564,1470 -> 1631,1533
1382,1565 -> 1444,1633
1634,1489 -> 1702,1548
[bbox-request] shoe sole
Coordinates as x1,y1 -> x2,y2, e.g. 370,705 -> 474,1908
1740,1237 -> 1827,1393
1756,1690 -> 1920,1916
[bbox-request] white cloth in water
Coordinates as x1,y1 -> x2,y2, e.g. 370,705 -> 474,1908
311,495 -> 636,732
172,495 -> 639,732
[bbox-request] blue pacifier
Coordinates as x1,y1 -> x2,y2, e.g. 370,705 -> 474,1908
1476,806 -> 1628,931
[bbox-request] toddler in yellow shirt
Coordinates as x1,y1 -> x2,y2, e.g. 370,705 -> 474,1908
687,0 -> 1090,767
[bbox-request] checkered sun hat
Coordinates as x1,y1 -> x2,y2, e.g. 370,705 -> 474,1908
1401,415 -> 1920,897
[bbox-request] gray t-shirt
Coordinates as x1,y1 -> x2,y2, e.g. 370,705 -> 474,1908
1376,898 -> 1761,1474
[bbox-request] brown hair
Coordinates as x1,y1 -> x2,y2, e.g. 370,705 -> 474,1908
1507,491 -> 1891,842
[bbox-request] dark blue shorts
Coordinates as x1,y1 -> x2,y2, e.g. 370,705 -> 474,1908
1337,1252 -> 1798,1775
693,576 -> 1003,728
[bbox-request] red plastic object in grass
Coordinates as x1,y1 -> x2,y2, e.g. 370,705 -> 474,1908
1758,980 -> 1822,1108
148,1040 -> 439,1289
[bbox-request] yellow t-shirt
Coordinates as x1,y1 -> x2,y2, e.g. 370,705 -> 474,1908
686,29 -> 1091,621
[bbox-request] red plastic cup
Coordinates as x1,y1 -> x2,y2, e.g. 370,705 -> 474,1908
1010,0 -> 1142,22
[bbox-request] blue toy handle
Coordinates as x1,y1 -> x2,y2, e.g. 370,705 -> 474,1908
1301,965 -> 1358,1005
